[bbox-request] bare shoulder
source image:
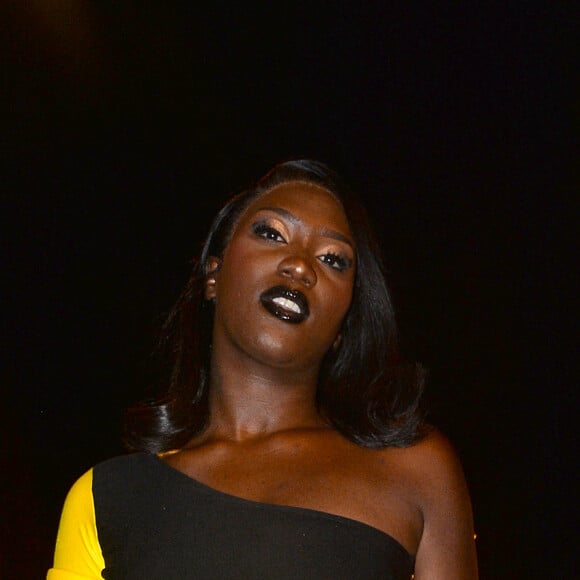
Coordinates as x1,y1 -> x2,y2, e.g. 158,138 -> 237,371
385,427 -> 478,579
395,428 -> 468,491
368,427 -> 468,496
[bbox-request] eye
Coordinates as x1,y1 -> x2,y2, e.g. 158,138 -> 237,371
252,221 -> 286,243
318,252 -> 352,272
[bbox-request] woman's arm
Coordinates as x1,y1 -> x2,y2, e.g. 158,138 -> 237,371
47,469 -> 105,580
412,430 -> 478,580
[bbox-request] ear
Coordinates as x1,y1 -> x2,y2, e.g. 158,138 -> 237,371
204,256 -> 221,300
332,333 -> 342,351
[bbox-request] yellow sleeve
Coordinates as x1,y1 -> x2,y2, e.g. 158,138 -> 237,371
46,468 -> 105,580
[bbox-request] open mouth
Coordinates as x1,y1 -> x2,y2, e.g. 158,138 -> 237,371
260,285 -> 310,324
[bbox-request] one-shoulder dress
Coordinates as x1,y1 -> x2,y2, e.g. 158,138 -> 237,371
48,453 -> 414,579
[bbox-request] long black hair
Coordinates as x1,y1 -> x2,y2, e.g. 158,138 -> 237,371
124,160 -> 426,452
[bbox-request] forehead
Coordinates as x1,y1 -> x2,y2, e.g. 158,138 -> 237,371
238,181 -> 351,234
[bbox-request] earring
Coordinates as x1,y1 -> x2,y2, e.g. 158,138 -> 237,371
205,277 -> 217,301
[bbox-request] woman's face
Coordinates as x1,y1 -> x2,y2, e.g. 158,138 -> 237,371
208,181 -> 356,373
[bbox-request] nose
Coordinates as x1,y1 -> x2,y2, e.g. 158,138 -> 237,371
277,254 -> 317,288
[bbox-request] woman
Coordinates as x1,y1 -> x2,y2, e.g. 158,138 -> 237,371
48,160 -> 478,579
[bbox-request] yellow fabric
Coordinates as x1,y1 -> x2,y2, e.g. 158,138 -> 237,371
47,468 -> 105,580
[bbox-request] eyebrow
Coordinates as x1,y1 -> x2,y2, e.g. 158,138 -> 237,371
257,206 -> 354,248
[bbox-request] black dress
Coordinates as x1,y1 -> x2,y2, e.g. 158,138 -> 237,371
93,453 -> 414,579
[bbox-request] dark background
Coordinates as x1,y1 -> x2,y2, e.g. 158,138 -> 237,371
1,2 -> 577,578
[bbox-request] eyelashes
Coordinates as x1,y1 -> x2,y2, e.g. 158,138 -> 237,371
318,252 -> 351,272
252,221 -> 285,242
251,220 -> 353,272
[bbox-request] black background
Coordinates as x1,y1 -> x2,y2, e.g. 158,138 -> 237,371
1,2 -> 577,578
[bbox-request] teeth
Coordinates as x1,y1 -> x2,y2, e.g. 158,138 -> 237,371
272,297 -> 301,314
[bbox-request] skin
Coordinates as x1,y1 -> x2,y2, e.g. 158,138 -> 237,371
163,181 -> 478,579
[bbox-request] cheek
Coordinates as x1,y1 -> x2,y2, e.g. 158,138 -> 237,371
332,275 -> 355,313
319,281 -> 354,336
332,300 -> 352,334
218,241 -> 253,287
216,242 -> 270,305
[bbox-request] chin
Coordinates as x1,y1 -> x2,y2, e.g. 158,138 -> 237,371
252,333 -> 327,370
253,334 -> 298,365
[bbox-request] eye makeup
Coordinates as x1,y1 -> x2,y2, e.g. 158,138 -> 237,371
252,220 -> 286,243
251,215 -> 354,273
317,251 -> 352,272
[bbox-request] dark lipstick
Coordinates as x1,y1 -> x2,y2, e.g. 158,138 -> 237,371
259,285 -> 310,324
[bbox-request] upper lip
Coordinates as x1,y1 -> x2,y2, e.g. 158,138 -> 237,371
259,285 -> 310,323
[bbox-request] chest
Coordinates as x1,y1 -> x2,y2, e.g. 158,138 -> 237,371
166,441 -> 422,554
93,455 -> 415,580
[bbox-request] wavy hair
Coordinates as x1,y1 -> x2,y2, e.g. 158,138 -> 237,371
124,160 -> 426,452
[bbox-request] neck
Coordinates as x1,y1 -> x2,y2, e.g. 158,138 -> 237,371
205,350 -> 325,442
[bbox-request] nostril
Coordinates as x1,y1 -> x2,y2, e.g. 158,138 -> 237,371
278,256 -> 316,287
